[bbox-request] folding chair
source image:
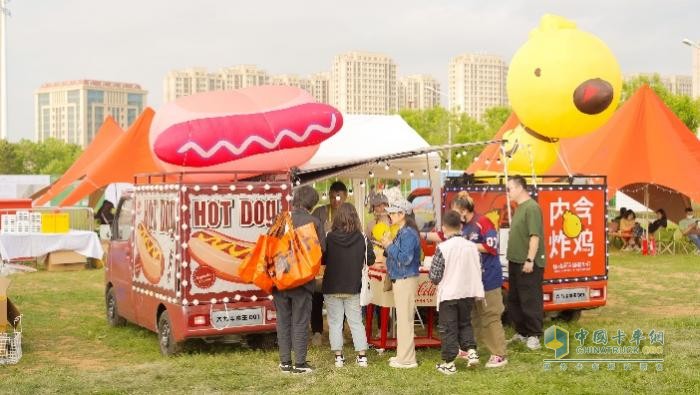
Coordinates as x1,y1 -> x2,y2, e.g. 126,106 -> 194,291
675,231 -> 699,255
655,228 -> 675,255
414,307 -> 425,329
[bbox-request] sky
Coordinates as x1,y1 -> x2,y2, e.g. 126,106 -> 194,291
5,0 -> 699,141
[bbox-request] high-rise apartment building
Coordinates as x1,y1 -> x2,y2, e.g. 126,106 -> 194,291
625,73 -> 693,97
35,80 -> 147,147
397,75 -> 441,110
309,72 -> 330,104
448,54 -> 508,121
163,65 -> 269,102
163,67 -> 222,102
220,65 -> 270,91
691,42 -> 700,99
269,74 -> 313,93
330,52 -> 397,114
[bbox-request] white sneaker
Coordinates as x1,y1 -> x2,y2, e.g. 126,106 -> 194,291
436,361 -> 457,375
389,356 -> 397,363
485,355 -> 508,368
334,354 -> 345,368
526,336 -> 541,350
311,332 -> 323,346
389,359 -> 418,369
509,333 -> 527,343
356,355 -> 368,367
466,349 -> 480,367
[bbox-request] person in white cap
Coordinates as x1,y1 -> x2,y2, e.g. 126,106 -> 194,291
381,199 -> 422,369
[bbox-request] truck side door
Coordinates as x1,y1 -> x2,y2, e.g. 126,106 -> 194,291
108,196 -> 137,323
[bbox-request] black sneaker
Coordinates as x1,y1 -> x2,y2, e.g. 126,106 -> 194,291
292,362 -> 315,374
279,362 -> 293,373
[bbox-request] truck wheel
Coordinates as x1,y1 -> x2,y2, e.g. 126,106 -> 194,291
246,333 -> 278,350
158,311 -> 183,356
106,288 -> 126,327
557,309 -> 582,322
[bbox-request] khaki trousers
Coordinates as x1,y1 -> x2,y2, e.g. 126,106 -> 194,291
392,276 -> 419,364
471,288 -> 507,357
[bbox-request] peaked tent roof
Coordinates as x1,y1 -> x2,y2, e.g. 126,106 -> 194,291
33,117 -> 124,206
59,108 -> 162,206
549,84 -> 700,221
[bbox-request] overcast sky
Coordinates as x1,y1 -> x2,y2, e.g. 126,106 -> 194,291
5,0 -> 698,141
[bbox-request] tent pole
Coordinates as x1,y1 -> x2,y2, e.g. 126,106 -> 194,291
501,144 -> 512,226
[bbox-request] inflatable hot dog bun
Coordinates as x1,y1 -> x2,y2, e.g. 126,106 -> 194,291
189,229 -> 255,283
136,223 -> 165,284
149,86 -> 344,174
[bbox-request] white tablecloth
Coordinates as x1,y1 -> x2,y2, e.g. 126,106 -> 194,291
0,230 -> 104,260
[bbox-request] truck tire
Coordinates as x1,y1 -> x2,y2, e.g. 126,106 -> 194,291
106,287 -> 126,327
557,309 -> 582,322
245,333 -> 278,350
158,311 -> 183,356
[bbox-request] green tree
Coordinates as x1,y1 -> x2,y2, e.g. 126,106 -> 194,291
0,139 -> 24,174
12,138 -> 83,175
622,74 -> 700,132
482,105 -> 511,133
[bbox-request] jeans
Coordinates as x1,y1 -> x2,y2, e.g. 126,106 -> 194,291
325,294 -> 368,352
688,234 -> 700,250
272,286 -> 313,365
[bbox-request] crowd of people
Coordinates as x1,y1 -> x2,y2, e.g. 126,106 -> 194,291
272,175 -> 546,375
610,206 -> 700,253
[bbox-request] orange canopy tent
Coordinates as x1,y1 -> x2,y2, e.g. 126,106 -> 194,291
468,85 -> 700,222
58,108 -> 163,207
549,85 -> 700,222
33,117 -> 124,206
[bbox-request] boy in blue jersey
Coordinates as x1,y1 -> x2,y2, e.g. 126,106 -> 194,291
450,192 -> 508,368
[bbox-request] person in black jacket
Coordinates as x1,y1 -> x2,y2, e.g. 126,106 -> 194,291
273,185 -> 325,374
648,209 -> 668,235
322,202 -> 375,368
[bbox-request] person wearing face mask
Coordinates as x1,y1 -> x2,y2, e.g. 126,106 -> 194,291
310,181 -> 349,345
679,207 -> 700,251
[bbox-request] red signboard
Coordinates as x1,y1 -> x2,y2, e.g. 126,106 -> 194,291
538,189 -> 607,279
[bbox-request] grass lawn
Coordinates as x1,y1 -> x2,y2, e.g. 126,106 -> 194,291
1,252 -> 698,394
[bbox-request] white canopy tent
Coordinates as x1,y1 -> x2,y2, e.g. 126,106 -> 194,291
299,114 -> 443,224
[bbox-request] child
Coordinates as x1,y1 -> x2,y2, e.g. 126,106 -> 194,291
428,210 -> 484,375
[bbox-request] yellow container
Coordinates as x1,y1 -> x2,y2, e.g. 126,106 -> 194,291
41,213 -> 55,233
54,213 -> 70,233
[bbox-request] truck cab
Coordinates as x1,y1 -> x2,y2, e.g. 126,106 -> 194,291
105,176 -> 289,354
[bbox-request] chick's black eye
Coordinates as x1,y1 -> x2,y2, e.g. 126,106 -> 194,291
534,68 -> 541,77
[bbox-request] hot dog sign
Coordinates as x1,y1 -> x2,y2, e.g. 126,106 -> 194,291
185,191 -> 283,294
133,192 -> 180,291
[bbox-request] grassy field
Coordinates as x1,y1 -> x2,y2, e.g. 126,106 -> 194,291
1,252 -> 698,394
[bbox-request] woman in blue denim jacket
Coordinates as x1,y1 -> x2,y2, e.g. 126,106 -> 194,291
380,199 -> 421,369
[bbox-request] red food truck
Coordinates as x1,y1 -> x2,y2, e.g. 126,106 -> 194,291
105,173 -> 289,355
411,174 -> 609,322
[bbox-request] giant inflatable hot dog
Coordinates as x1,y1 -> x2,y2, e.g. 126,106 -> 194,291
149,86 -> 343,176
189,229 -> 255,282
136,223 -> 165,284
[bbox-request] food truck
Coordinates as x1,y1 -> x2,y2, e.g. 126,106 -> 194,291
105,173 -> 290,355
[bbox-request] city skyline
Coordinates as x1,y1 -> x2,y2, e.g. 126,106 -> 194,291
4,0 -> 699,141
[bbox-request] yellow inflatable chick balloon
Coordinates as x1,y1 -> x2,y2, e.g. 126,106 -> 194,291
502,125 -> 559,173
508,14 -> 622,139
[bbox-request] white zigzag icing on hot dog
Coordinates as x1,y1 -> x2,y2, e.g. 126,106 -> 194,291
176,114 -> 337,159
